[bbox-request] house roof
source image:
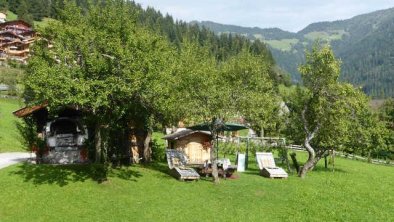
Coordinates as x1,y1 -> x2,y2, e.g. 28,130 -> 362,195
13,102 -> 48,118
0,20 -> 32,29
163,129 -> 211,141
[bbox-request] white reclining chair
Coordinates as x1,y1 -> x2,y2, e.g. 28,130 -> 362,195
166,149 -> 200,181
256,152 -> 288,178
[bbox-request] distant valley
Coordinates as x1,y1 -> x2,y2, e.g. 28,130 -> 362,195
193,7 -> 394,98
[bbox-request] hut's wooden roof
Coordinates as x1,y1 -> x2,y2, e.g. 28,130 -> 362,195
163,129 -> 211,141
13,102 -> 48,118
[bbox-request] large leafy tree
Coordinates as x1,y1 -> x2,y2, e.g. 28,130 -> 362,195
25,0 -> 177,163
220,50 -> 278,136
293,43 -> 374,178
174,44 -> 278,183
378,99 -> 394,157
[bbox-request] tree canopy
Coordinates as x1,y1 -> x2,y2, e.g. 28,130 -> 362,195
285,43 -> 381,178
24,0 -> 280,175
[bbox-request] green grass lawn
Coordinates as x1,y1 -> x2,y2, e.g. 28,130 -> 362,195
0,151 -> 392,221
0,100 -> 392,221
0,98 -> 24,152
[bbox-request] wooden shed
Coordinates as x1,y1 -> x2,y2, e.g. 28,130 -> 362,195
163,129 -> 212,165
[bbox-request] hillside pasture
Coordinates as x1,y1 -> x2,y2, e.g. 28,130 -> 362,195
303,30 -> 348,42
265,38 -> 299,51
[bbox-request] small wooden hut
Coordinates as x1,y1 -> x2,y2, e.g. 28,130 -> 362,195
163,129 -> 212,165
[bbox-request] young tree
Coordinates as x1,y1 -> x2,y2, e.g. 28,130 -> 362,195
171,42 -> 225,183
174,44 -> 278,183
295,43 -> 373,178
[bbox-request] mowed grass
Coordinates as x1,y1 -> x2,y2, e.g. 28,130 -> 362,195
0,151 -> 393,221
0,98 -> 24,152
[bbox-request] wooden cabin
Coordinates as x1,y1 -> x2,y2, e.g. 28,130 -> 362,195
163,129 -> 212,165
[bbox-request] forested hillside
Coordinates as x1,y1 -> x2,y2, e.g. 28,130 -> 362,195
196,8 -> 394,98
0,0 -> 291,85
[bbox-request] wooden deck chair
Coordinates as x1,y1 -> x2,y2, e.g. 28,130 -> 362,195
166,149 -> 200,181
256,152 -> 288,178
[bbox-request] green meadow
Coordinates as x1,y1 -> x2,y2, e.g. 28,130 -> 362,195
0,154 -> 392,221
0,99 -> 393,221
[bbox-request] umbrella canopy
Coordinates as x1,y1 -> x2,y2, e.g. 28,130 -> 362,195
187,121 -> 248,132
187,119 -> 248,161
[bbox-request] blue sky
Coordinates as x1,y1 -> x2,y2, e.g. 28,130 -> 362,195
134,0 -> 394,32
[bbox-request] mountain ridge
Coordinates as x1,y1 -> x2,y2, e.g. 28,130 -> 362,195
194,7 -> 394,98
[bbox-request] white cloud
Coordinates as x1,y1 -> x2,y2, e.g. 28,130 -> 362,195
134,0 -> 394,32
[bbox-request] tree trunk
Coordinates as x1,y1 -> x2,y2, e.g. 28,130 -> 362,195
95,123 -> 102,163
299,138 -> 324,178
299,106 -> 321,178
143,130 -> 152,163
299,134 -> 316,178
210,136 -> 219,184
211,142 -> 219,184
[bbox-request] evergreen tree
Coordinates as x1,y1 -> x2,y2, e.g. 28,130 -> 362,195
0,0 -> 8,12
17,0 -> 34,25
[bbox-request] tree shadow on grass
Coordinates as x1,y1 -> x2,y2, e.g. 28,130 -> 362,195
141,162 -> 174,179
10,163 -> 143,186
109,167 -> 143,182
242,168 -> 261,176
311,165 -> 347,174
241,164 -> 347,178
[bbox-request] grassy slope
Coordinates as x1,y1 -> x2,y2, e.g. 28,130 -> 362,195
0,152 -> 392,221
5,10 -> 17,21
303,30 -> 347,42
0,98 -> 24,152
265,39 -> 299,51
34,17 -> 56,29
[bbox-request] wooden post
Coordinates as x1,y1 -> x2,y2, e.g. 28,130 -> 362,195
324,155 -> 328,169
245,137 -> 249,170
216,134 -> 219,160
290,152 -> 300,173
332,149 -> 335,172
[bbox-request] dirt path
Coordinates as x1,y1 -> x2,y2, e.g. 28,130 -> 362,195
0,152 -> 35,169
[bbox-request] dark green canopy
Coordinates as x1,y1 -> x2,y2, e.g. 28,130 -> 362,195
187,122 -> 248,132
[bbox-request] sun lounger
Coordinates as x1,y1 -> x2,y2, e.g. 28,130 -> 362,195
256,152 -> 288,178
166,149 -> 200,181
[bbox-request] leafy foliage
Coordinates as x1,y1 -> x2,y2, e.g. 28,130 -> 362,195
285,43 -> 382,177
23,1 -> 279,177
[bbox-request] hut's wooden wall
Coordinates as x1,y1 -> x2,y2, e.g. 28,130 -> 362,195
174,134 -> 211,164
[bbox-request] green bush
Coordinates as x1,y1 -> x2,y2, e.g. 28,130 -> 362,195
151,138 -> 166,162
